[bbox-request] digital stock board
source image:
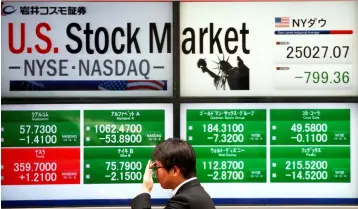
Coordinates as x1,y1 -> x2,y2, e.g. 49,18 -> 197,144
1,104 -> 174,202
180,0 -> 358,97
181,103 -> 357,199
1,0 -> 358,207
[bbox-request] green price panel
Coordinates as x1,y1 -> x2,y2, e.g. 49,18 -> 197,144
84,147 -> 155,184
187,110 -> 266,145
270,109 -> 350,145
1,110 -> 80,147
195,146 -> 266,183
271,146 -> 350,183
84,110 -> 165,146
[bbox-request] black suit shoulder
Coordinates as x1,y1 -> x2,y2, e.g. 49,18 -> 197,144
171,179 -> 215,209
131,179 -> 216,209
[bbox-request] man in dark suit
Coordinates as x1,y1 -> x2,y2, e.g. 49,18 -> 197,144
131,138 -> 216,209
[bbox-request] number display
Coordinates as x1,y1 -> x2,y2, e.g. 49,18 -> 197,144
213,133 -> 244,143
187,110 -> 266,146
2,110 -> 80,147
1,148 -> 80,185
84,110 -> 165,146
110,171 -> 142,181
203,124 -> 244,133
285,161 -> 328,170
203,160 -> 244,170
13,162 -> 57,172
212,171 -> 244,181
304,71 -> 349,84
25,135 -> 57,145
94,124 -> 143,134
105,161 -> 142,171
24,173 -> 58,182
291,123 -> 328,133
104,134 -> 142,144
20,125 -> 57,134
291,171 -> 328,180
286,46 -> 349,59
271,109 -> 350,145
83,147 -> 154,184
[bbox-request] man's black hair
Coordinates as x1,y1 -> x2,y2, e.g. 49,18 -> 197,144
152,138 -> 196,179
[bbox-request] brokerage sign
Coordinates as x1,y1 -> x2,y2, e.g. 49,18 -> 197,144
180,1 -> 357,97
1,2 -> 172,97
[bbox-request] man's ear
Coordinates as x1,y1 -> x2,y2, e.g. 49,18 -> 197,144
172,166 -> 181,176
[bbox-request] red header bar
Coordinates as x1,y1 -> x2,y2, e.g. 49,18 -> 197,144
3,0 -> 354,2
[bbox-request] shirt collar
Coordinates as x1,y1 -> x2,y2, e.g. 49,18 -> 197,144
172,177 -> 197,196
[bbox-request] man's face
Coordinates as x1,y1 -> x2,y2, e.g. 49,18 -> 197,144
153,160 -> 173,189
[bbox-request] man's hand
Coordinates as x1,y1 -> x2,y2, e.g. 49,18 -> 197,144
142,160 -> 154,193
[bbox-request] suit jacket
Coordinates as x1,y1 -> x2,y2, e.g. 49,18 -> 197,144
131,179 -> 216,209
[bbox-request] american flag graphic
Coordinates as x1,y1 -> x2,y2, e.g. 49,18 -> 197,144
98,80 -> 166,91
275,17 -> 290,28
9,80 -> 167,91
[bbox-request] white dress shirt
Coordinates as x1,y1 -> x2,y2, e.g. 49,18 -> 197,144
172,177 -> 197,196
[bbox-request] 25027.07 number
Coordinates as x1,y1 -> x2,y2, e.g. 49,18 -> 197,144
287,46 -> 349,59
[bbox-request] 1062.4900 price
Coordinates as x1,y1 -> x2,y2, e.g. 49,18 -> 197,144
303,71 -> 349,84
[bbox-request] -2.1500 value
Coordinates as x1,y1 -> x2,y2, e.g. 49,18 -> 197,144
286,46 -> 349,59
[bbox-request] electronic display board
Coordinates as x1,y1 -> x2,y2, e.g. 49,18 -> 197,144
181,103 -> 357,199
1,1 -> 173,98
1,103 -> 174,202
180,0 -> 358,97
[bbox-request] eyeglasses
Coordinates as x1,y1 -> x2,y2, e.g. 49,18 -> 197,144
152,163 -> 163,171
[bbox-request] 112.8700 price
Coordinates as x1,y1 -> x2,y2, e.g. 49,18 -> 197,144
286,46 -> 349,59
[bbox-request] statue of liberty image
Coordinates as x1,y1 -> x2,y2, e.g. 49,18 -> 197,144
197,55 -> 250,90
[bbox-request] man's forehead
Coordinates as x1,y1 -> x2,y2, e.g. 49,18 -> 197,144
154,160 -> 163,165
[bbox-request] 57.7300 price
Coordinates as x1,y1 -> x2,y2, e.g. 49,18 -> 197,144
20,125 -> 57,134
